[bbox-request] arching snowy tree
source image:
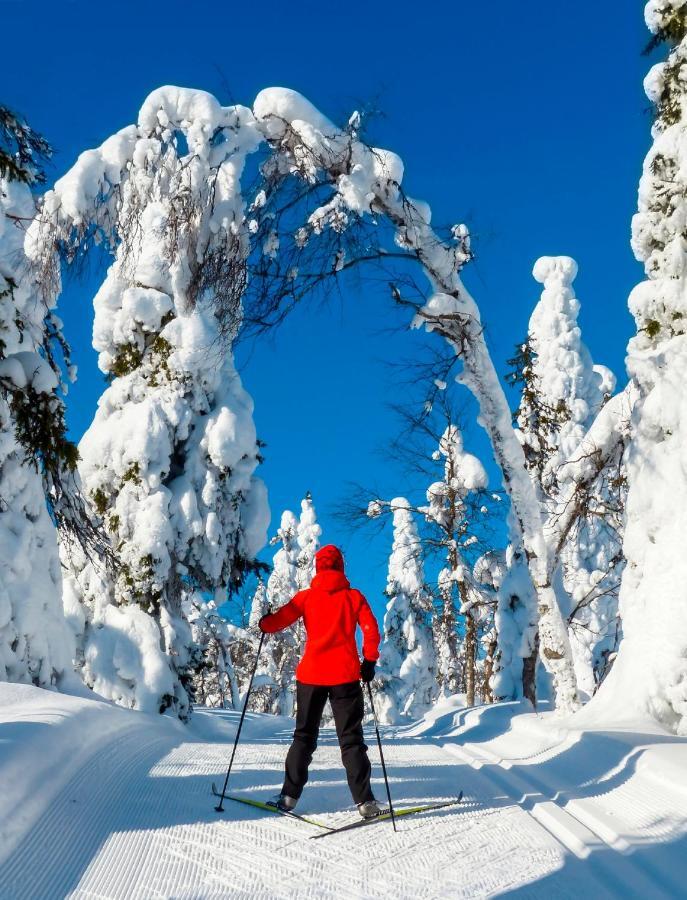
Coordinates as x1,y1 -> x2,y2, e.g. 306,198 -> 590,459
591,2 -> 687,734
32,88 -> 269,718
250,87 -> 581,713
0,157 -> 75,688
376,498 -> 435,723
33,83 -> 585,714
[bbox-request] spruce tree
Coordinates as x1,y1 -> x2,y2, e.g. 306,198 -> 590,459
0,109 -> 75,689
422,425 -> 489,704
246,578 -> 280,713
502,257 -> 623,701
265,510 -> 301,715
376,499 -> 435,723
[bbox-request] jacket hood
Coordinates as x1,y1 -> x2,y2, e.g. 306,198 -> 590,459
315,544 -> 345,574
311,568 -> 350,593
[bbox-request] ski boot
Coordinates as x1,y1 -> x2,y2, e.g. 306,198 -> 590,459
268,793 -> 298,812
357,799 -> 383,819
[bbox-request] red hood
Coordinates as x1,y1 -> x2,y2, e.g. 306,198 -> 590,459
311,569 -> 350,592
312,545 -> 349,592
315,544 -> 345,574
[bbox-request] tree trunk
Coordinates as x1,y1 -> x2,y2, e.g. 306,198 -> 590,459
482,636 -> 497,703
522,631 -> 540,708
464,610 -> 477,707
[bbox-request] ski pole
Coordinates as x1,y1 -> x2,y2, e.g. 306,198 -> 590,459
215,630 -> 266,812
365,681 -> 397,833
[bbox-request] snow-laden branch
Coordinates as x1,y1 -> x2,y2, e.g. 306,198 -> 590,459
548,381 -> 637,565
251,87 -> 580,713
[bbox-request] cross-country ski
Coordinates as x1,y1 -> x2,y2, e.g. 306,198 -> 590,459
210,784 -> 333,830
310,794 -> 465,840
2,2 -> 687,897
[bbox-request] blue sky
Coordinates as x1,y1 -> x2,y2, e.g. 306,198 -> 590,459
4,1 -> 649,620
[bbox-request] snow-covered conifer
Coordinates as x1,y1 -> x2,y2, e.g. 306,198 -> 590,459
592,2 -> 687,733
490,542 -> 539,703
296,491 -> 321,591
245,578 -> 280,713
423,425 -> 488,704
265,510 -> 301,715
376,499 -> 435,723
0,112 -> 75,689
34,88 -> 269,718
507,257 -> 624,700
186,594 -> 240,709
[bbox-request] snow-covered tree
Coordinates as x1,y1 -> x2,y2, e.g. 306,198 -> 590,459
265,509 -> 300,716
250,88 -> 581,713
33,88 -> 269,718
423,425 -> 489,704
472,550 -> 506,702
185,593 -> 240,709
506,257 -> 624,700
0,111 -> 75,689
376,498 -> 435,723
490,540 -> 539,704
591,2 -> 687,734
243,578 -> 280,713
296,491 -> 321,591
259,493 -> 320,715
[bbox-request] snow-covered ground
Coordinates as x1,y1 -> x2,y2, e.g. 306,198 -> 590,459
0,685 -> 685,899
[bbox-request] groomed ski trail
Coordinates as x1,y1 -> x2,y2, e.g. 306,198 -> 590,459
0,692 -> 686,899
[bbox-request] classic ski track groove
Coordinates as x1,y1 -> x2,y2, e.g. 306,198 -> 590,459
0,709 -> 684,898
441,737 -> 681,898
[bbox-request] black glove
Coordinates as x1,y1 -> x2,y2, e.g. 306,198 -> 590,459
360,658 -> 376,683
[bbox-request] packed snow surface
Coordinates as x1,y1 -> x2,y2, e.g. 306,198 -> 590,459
0,683 -> 685,898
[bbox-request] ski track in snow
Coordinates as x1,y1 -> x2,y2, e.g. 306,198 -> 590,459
0,698 -> 686,899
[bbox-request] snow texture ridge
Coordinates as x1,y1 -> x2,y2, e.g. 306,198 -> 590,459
0,684 -> 685,898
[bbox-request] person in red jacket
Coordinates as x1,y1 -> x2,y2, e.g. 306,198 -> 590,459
259,544 -> 382,818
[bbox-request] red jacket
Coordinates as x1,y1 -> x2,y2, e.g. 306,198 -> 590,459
259,544 -> 380,686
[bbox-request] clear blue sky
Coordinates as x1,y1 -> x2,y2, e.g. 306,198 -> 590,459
4,1 -> 649,620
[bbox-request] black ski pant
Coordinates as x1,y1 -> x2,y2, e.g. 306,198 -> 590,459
282,680 -> 374,805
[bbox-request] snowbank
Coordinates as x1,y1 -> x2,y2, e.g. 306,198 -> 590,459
0,682 -> 184,865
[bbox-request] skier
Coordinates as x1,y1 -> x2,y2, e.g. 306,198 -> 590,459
259,544 -> 382,818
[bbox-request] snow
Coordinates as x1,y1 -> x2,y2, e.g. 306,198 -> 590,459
645,0 -> 685,33
0,682 -> 685,898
